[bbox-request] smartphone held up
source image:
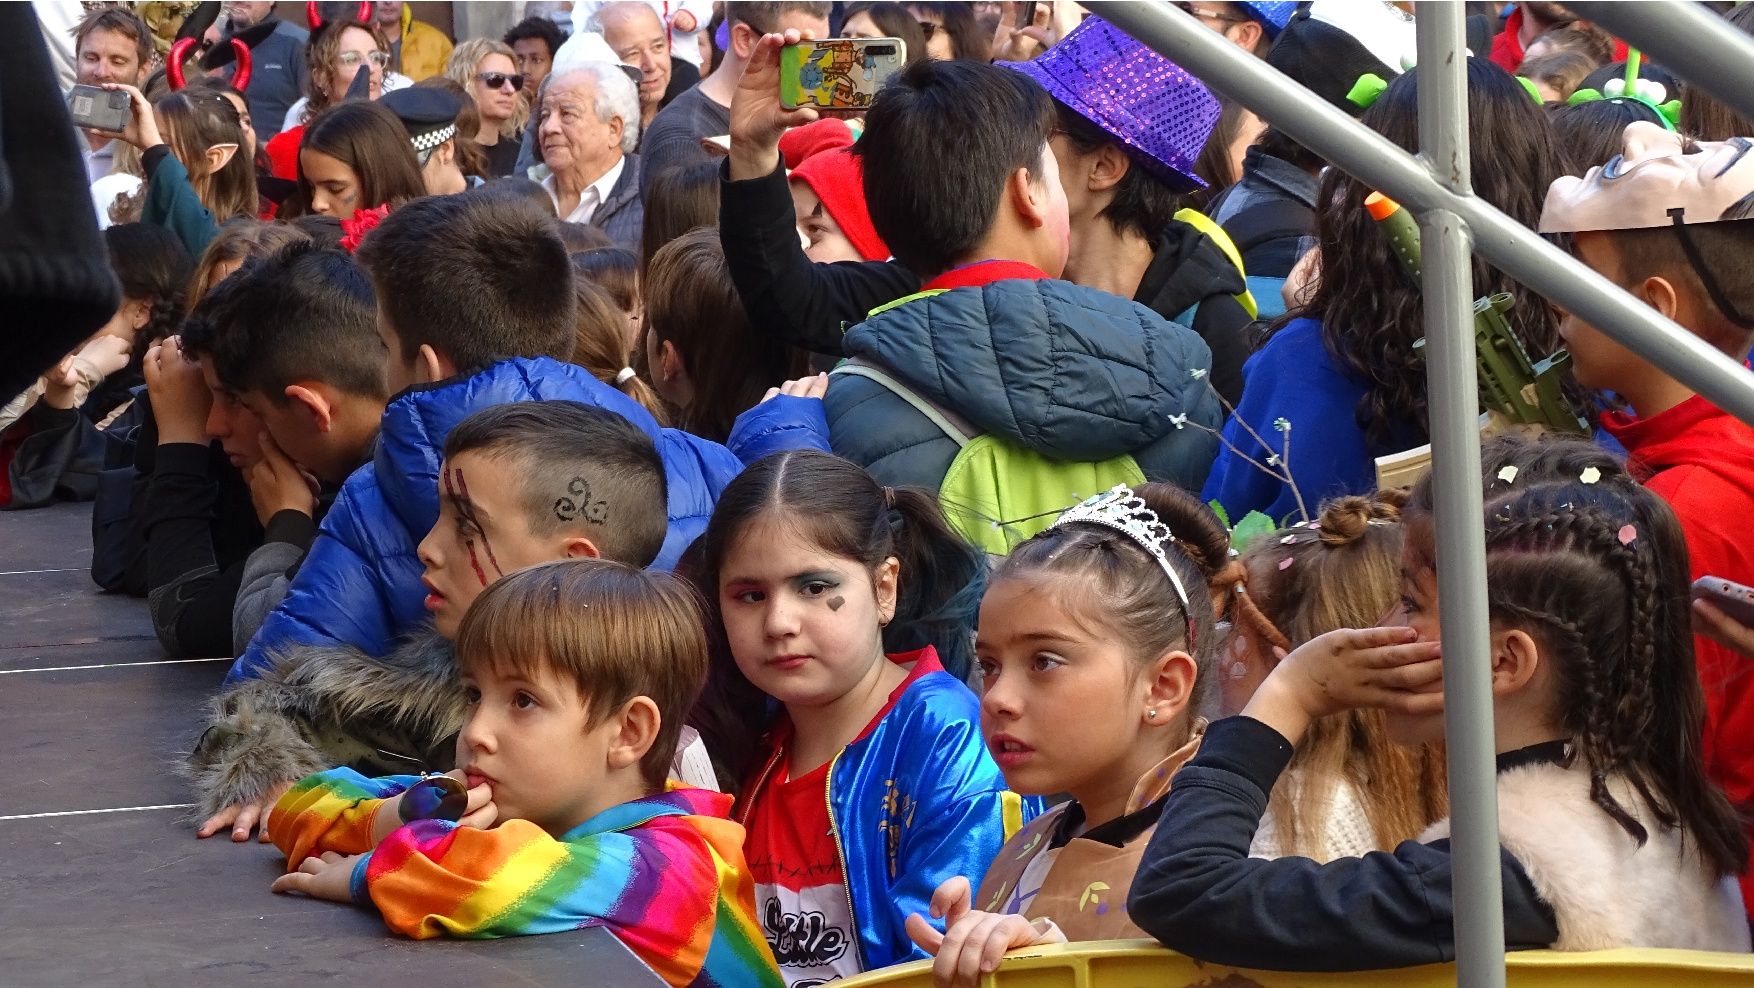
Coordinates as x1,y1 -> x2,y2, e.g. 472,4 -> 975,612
67,83 -> 131,134
779,37 -> 908,110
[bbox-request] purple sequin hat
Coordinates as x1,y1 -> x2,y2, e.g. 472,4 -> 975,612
1002,17 -> 1220,193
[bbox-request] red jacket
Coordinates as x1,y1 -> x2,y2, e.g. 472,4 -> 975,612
1605,393 -> 1754,909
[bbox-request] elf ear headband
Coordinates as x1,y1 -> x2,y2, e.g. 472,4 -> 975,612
167,37 -> 253,92
307,2 -> 375,30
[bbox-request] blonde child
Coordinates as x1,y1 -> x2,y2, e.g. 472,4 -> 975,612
267,559 -> 783,987
695,449 -> 1035,986
1222,491 -> 1448,862
1130,436 -> 1749,967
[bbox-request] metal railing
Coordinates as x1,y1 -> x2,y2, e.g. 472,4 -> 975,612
1096,3 -> 1754,988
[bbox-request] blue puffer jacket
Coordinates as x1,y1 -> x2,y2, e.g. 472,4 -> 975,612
228,357 -> 826,683
824,278 -> 1223,494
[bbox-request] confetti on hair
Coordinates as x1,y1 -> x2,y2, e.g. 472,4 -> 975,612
1580,466 -> 1602,485
1278,557 -> 1294,571
1280,534 -> 1298,545
1497,465 -> 1518,485
1618,524 -> 1637,546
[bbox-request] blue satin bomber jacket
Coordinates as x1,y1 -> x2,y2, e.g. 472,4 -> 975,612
738,648 -> 1042,973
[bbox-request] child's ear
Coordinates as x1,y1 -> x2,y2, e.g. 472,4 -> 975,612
1009,165 -> 1047,230
1489,628 -> 1542,697
1142,649 -> 1199,726
1086,143 -> 1132,194
283,383 -> 335,432
417,343 -> 453,385
657,340 -> 684,384
126,297 -> 152,331
558,536 -> 601,560
1637,274 -> 1682,322
872,556 -> 901,628
604,696 -> 661,772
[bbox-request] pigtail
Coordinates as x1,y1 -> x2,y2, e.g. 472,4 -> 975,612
878,487 -> 986,682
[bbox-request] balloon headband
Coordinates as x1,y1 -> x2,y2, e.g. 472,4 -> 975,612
1563,50 -> 1681,130
1051,486 -> 1197,647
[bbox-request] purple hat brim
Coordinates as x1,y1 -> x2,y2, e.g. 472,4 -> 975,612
1001,57 -> 1212,194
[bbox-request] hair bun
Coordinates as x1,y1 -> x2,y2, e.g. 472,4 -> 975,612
1316,491 -> 1404,547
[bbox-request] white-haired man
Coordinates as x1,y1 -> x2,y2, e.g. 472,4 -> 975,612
537,63 -> 643,250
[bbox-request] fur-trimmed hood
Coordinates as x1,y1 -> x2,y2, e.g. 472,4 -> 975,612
185,630 -> 464,819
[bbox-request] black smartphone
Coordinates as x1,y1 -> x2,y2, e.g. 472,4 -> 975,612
67,84 -> 131,134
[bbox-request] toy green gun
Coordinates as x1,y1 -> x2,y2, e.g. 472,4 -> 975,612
1364,192 -> 1587,434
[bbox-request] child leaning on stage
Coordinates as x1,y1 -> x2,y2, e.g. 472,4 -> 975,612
267,560 -> 783,988
1129,436 -> 1750,968
903,484 -> 1231,987
694,450 -> 1037,986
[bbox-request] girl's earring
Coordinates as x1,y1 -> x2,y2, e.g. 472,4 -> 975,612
1146,708 -> 1157,721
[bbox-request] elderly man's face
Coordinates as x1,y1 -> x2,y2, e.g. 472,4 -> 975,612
539,74 -> 623,177
601,4 -> 671,109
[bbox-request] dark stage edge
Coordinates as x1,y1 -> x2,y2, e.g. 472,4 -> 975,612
0,501 -> 665,986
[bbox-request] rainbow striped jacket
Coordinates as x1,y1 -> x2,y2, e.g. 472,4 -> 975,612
270,769 -> 783,988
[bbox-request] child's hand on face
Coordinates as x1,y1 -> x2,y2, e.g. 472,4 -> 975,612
1244,626 -> 1445,746
456,773 -> 497,830
905,877 -> 1063,988
244,432 -> 319,526
271,850 -> 363,903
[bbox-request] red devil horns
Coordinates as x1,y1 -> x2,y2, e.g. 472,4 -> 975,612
167,37 -> 198,91
168,37 -> 253,92
229,39 -> 253,91
307,2 -> 374,30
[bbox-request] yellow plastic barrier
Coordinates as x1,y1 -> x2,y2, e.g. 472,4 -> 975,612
837,939 -> 1754,988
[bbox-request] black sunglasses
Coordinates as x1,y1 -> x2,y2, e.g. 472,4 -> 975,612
478,71 -> 525,91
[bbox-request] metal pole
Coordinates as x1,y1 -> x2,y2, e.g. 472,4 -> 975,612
1568,0 -> 1754,128
1097,2 -> 1754,430
1416,6 -> 1506,986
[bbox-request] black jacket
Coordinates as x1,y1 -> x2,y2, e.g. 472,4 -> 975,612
1128,716 -> 1560,970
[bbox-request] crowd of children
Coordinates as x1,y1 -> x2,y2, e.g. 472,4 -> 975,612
8,1 -> 1754,985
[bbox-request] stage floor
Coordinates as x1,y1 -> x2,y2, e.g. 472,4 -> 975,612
0,501 -> 663,986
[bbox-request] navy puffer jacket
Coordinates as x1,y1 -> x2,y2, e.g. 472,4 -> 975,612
824,278 -> 1223,493
228,356 -> 827,683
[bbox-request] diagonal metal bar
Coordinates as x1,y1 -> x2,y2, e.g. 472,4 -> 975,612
1568,0 -> 1754,127
1098,1 -> 1754,431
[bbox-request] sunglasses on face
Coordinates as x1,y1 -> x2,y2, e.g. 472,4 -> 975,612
336,49 -> 390,69
478,71 -> 524,92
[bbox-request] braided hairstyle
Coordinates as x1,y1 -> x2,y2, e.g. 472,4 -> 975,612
1408,435 -> 1747,878
1235,490 -> 1449,859
995,483 -> 1231,729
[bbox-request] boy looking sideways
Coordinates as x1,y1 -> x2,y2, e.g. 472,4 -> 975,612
268,560 -> 782,988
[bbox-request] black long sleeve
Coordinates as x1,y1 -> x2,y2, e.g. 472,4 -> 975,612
718,160 -> 918,356
143,442 -> 260,657
1127,716 -> 1559,971
1,401 -> 103,508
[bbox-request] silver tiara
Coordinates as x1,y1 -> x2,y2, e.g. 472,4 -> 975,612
1051,485 -> 1195,636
